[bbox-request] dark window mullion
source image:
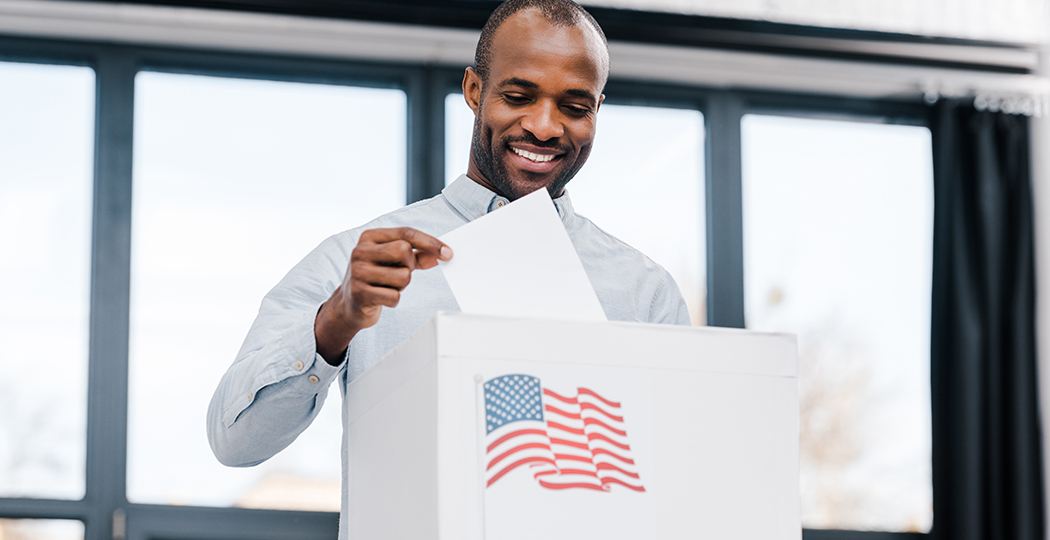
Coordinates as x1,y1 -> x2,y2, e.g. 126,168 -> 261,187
0,498 -> 92,522
407,66 -> 446,204
705,91 -> 745,328
124,504 -> 338,540
84,46 -> 137,540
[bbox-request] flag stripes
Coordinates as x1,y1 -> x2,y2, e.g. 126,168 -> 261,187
483,374 -> 645,493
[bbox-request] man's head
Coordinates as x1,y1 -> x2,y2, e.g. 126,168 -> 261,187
463,0 -> 610,201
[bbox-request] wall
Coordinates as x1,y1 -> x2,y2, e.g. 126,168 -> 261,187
584,0 -> 1050,44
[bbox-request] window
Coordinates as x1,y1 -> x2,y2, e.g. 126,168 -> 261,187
127,72 -> 406,509
0,519 -> 84,540
0,60 -> 94,501
0,29 -> 943,540
742,114 -> 934,532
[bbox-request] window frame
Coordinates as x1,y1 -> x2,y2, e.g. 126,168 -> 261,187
0,30 -> 933,540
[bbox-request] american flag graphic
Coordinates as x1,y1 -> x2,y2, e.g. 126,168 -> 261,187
483,374 -> 645,492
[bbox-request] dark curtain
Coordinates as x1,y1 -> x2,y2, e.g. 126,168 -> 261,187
931,99 -> 1043,540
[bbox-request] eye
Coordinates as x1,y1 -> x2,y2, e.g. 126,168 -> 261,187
502,93 -> 529,104
564,105 -> 591,117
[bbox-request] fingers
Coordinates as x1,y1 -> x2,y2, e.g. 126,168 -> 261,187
354,239 -> 418,270
359,227 -> 453,269
318,227 -> 450,347
351,262 -> 412,291
349,278 -> 403,309
341,261 -> 406,329
342,227 -> 452,321
347,252 -> 412,313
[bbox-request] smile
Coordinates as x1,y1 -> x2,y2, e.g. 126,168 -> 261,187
511,147 -> 557,163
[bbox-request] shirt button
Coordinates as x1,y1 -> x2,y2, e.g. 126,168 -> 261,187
247,392 -> 253,401
496,200 -> 505,208
309,375 -> 320,384
294,360 -> 304,371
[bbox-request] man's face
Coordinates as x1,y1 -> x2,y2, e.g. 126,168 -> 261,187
463,10 -> 607,201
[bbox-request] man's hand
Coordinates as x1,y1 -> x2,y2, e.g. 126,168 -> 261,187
315,227 -> 453,364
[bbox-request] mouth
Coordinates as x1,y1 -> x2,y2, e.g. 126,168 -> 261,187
511,147 -> 556,163
508,144 -> 565,173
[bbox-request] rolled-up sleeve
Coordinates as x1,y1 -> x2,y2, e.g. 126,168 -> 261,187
207,233 -> 351,467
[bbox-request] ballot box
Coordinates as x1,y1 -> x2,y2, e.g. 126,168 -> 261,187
343,312 -> 799,540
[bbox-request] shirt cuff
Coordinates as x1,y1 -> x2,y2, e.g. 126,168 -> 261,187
274,306 -> 346,394
220,307 -> 344,428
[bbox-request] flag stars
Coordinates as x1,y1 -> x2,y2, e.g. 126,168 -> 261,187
483,375 -> 545,434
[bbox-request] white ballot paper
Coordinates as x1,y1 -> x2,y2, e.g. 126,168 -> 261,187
438,188 -> 607,322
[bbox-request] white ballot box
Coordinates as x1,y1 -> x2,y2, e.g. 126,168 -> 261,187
343,312 -> 799,540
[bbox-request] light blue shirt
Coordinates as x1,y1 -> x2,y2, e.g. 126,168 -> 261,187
207,175 -> 690,534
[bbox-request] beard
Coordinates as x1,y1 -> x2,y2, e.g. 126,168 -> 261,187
470,107 -> 591,201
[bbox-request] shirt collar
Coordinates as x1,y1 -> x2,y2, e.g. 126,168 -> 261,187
442,174 -> 576,225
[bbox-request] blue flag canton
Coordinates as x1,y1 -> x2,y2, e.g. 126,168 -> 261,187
484,375 -> 544,434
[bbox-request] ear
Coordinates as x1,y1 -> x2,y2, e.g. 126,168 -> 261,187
596,93 -> 605,113
463,67 -> 482,116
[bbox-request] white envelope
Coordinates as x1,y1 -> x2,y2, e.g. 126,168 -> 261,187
437,188 -> 606,323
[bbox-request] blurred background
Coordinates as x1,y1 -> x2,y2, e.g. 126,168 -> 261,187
1,0 -> 1048,539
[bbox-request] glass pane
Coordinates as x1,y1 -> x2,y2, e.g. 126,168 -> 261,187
0,61 -> 93,500
742,114 -> 933,532
0,519 -> 84,540
445,92 -> 473,186
128,72 -> 406,510
445,94 -> 706,324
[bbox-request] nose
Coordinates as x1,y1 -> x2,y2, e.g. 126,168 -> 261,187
520,100 -> 564,141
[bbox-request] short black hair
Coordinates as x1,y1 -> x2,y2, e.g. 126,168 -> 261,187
474,0 -> 608,83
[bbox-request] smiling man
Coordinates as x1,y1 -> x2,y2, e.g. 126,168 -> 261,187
465,4 -> 607,201
208,0 -> 689,536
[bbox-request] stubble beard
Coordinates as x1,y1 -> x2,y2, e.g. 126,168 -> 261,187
470,104 -> 590,201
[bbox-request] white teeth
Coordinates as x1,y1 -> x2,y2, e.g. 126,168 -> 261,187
512,147 -> 555,163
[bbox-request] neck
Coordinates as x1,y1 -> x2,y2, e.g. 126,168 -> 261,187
465,165 -> 511,199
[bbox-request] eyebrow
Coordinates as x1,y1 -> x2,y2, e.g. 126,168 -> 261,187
498,77 -> 538,89
565,89 -> 596,100
497,77 -> 597,102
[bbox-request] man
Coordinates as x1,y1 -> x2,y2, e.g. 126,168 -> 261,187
208,0 -> 689,534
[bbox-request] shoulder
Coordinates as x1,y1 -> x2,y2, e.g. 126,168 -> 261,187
568,213 -> 689,325
569,213 -> 667,276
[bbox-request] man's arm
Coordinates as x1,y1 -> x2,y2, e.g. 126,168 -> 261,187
206,228 -> 452,467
